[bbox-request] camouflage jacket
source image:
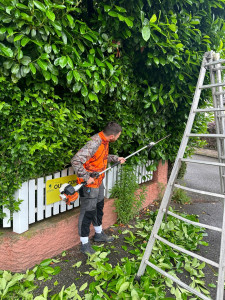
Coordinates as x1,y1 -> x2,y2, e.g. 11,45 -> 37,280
71,132 -> 119,181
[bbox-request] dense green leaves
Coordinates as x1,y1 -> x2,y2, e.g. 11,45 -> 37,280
0,0 -> 225,217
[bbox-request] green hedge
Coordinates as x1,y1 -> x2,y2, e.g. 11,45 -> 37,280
0,0 -> 224,219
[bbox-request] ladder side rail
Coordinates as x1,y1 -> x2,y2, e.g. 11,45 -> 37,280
155,234 -> 219,268
215,58 -> 225,194
136,54 -> 208,278
145,261 -> 211,300
216,196 -> 225,300
164,209 -> 222,232
209,54 -> 225,194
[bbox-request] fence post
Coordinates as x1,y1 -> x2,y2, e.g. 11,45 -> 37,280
13,181 -> 29,234
3,207 -> 11,228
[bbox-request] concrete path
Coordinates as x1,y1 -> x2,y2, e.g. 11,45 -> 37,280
173,152 -> 224,299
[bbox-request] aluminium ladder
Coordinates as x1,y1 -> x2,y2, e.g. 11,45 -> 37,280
136,51 -> 225,300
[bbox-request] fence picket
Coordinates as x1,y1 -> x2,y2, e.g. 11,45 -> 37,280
68,167 -> 79,209
13,182 -> 29,234
45,175 -> 53,218
3,161 -> 154,233
53,172 -> 60,215
29,179 -> 36,224
3,207 -> 11,228
37,177 -> 44,221
60,169 -> 68,212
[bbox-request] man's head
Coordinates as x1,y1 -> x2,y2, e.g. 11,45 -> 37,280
103,122 -> 122,142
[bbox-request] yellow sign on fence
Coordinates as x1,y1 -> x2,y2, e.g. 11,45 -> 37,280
46,175 -> 77,205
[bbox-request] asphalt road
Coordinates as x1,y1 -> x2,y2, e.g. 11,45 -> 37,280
173,154 -> 225,300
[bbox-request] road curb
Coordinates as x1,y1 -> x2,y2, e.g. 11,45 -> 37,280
194,148 -> 218,158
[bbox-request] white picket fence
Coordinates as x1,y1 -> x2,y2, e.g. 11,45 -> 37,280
2,161 -> 153,234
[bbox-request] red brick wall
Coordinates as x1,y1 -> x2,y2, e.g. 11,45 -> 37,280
0,160 -> 167,272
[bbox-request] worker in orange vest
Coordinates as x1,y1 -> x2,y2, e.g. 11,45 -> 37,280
71,122 -> 125,255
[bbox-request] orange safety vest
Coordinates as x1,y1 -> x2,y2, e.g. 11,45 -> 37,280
77,131 -> 109,188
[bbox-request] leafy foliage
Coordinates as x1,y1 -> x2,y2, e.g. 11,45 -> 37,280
110,164 -> 146,224
1,0 -> 225,217
0,208 -> 212,299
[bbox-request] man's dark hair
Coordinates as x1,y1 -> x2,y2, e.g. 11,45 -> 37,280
103,122 -> 122,136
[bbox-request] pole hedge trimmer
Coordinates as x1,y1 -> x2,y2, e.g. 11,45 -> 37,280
59,135 -> 170,205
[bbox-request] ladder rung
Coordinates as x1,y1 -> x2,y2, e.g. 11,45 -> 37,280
174,184 -> 225,199
155,234 -> 219,268
181,158 -> 225,167
194,108 -> 225,113
188,133 -> 225,138
212,66 -> 225,71
163,209 -> 222,232
145,260 -> 212,300
215,91 -> 225,96
204,59 -> 225,66
200,82 -> 225,89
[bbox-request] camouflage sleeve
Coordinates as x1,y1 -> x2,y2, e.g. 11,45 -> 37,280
71,134 -> 101,181
108,154 -> 119,163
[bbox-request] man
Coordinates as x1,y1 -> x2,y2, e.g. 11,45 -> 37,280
71,122 -> 125,255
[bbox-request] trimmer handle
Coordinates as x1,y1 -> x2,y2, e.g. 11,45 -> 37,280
110,161 -> 121,168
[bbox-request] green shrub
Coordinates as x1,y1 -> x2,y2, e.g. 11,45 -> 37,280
1,0 -> 225,218
111,165 -> 146,224
172,188 -> 191,205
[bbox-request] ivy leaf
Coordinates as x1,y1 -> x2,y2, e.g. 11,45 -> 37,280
20,56 -> 31,66
142,26 -> 150,41
79,282 -> 87,292
72,261 -> 82,268
118,282 -> 129,294
176,43 -> 184,49
37,59 -> 48,71
105,61 -> 113,70
104,5 -> 111,12
29,63 -> 36,74
169,24 -> 177,32
115,5 -> 127,12
21,37 -> 30,47
58,56 -> 67,68
73,70 -> 80,81
42,70 -> 51,80
108,11 -> 118,17
159,96 -> 164,105
14,35 -> 23,42
46,10 -> 55,22
153,57 -> 159,65
149,14 -> 157,23
125,17 -> 133,27
76,40 -> 84,52
0,43 -> 13,57
67,14 -> 74,26
81,85 -> 88,97
67,56 -> 73,68
61,32 -> 67,45
88,92 -> 98,102
67,70 -> 73,83
11,64 -> 20,74
33,0 -> 46,12
3,60 -> 13,69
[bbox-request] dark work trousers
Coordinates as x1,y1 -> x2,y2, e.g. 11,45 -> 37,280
78,182 -> 105,237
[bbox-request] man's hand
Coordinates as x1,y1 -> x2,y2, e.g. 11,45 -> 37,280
118,157 -> 126,164
87,177 -> 95,185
